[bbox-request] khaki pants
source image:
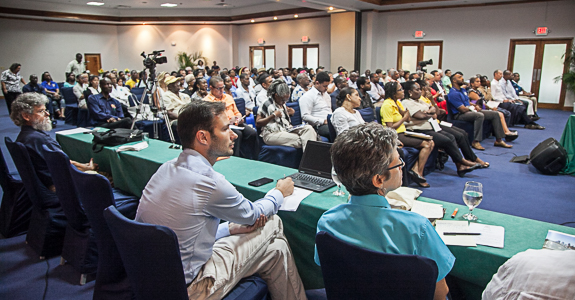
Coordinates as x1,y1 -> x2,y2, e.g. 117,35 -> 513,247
519,96 -> 537,115
263,125 -> 317,151
187,216 -> 307,300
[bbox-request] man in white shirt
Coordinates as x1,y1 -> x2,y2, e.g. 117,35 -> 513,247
235,73 -> 256,111
397,69 -> 406,83
347,71 -> 359,89
385,68 -> 397,83
73,73 -> 89,109
65,53 -> 85,78
299,71 -> 332,138
503,70 -> 535,116
162,76 -> 191,124
483,249 -> 575,300
136,100 -> 306,300
367,73 -> 385,106
255,73 -> 273,107
431,70 -> 446,102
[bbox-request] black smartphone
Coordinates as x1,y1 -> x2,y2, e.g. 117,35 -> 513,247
248,177 -> 274,187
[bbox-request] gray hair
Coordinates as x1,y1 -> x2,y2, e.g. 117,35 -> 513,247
387,68 -> 396,76
267,79 -> 290,99
10,93 -> 49,127
330,123 -> 399,196
296,73 -> 308,83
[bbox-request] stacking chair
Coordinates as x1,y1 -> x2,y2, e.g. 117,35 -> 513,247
43,146 -> 98,284
68,166 -> 134,299
5,138 -> 66,259
326,114 -> 337,142
358,107 -> 376,123
315,231 -> 438,300
103,206 -> 270,300
287,102 -> 302,125
234,97 -> 246,116
0,146 -> 32,238
130,87 -> 149,104
61,87 -> 79,125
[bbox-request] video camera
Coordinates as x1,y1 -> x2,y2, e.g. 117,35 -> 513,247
141,50 -> 167,69
418,59 -> 433,73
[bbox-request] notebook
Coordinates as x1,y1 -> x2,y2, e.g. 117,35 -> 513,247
288,141 -> 336,192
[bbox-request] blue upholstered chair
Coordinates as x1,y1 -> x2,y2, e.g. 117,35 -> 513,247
61,87 -> 79,125
326,114 -> 337,143
5,137 -> 66,259
103,206 -> 270,300
287,102 -> 302,125
68,163 -> 139,299
358,107 -> 376,123
315,231 -> 438,300
42,146 -> 97,284
234,97 -> 246,116
0,146 -> 31,238
253,106 -> 303,169
130,87 -> 150,104
375,106 -> 382,125
77,108 -> 90,128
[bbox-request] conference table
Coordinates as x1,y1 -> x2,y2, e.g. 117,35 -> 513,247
560,114 -> 575,175
57,131 -> 575,300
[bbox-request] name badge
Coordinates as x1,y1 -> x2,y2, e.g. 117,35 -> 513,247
111,104 -> 116,109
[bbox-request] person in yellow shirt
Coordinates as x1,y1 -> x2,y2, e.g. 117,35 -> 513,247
125,70 -> 139,89
380,81 -> 433,187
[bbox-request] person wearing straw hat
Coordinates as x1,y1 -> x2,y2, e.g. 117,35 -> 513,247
162,75 -> 191,125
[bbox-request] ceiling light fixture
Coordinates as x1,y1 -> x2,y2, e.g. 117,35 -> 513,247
87,1 -> 105,6
329,6 -> 334,10
294,14 -> 299,18
273,16 -> 278,20
160,3 -> 178,7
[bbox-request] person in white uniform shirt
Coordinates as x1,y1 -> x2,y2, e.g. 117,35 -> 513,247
331,87 -> 365,136
255,73 -> 273,108
73,73 -> 89,109
502,70 -> 535,116
135,100 -> 306,300
235,73 -> 256,112
366,73 -> 385,106
298,71 -> 332,139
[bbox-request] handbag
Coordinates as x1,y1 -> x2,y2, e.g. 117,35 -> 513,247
92,128 -> 143,153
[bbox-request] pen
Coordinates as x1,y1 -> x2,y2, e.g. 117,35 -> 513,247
443,232 -> 481,236
451,208 -> 458,218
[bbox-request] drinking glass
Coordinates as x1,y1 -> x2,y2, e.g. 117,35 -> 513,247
462,181 -> 483,221
331,167 -> 345,196
141,132 -> 149,145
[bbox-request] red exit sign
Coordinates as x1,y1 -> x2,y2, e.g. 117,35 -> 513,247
535,27 -> 548,36
414,30 -> 425,39
257,38 -> 265,44
302,36 -> 309,43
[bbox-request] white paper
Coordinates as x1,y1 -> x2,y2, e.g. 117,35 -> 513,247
55,127 -> 92,135
230,125 -> 244,131
440,121 -> 453,128
279,187 -> 313,211
116,141 -> 149,152
411,200 -> 444,219
486,100 -> 500,109
429,118 -> 442,132
469,223 -> 505,248
288,124 -> 306,133
435,220 -> 477,247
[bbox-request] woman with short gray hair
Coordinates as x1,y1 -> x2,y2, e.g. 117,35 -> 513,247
256,79 -> 317,150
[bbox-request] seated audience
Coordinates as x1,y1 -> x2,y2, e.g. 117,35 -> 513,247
222,75 -> 237,99
402,81 -> 486,176
491,70 -> 543,130
256,73 -> 273,107
291,73 -> 310,102
441,69 -> 452,93
331,87 -> 365,135
511,72 -> 539,119
41,71 -> 65,119
22,74 -> 46,95
421,75 -> 447,120
430,70 -> 447,102
448,72 -> 512,150
63,73 -> 77,88
315,123 -> 454,300
125,70 -> 139,89
83,75 -> 100,109
381,81 -> 434,187
299,71 -> 332,139
500,70 -> 535,117
468,76 -> 517,138
483,249 -> 575,300
397,69 -> 406,83
134,70 -> 147,89
367,73 -> 385,106
330,76 -> 348,111
356,77 -> 374,109
10,93 -> 97,193
191,77 -> 208,102
256,79 -> 316,150
152,72 -> 167,107
347,71 -> 359,89
204,77 -> 258,160
72,73 -> 88,109
162,76 -> 191,125
136,100 -> 306,300
182,73 -> 196,98
107,73 -> 131,117
228,69 -> 238,87
87,77 -> 132,129
235,73 -> 256,112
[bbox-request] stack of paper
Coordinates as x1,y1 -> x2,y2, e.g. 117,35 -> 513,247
55,127 -> 92,135
411,201 -> 444,219
279,187 -> 313,212
469,223 -> 505,248
435,220 -> 477,247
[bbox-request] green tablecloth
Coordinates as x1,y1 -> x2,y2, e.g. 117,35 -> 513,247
57,132 -> 575,300
560,114 -> 575,175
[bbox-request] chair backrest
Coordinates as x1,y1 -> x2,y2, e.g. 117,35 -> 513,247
358,107 -> 375,123
0,146 -> 17,191
315,231 -> 438,300
131,87 -> 150,104
4,137 -> 59,210
326,114 -> 337,142
68,165 -> 132,299
375,106 -> 382,125
61,87 -> 77,105
287,102 -> 302,125
234,97 -> 246,116
103,206 -> 188,300
42,146 -> 89,232
57,82 -> 65,90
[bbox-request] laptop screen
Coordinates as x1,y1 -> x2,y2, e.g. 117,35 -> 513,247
299,141 -> 333,178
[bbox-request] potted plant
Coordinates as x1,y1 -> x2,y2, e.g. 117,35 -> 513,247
555,43 -> 575,111
176,51 -> 209,70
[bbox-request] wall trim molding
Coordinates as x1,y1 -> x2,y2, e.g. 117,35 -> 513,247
362,0 -> 559,13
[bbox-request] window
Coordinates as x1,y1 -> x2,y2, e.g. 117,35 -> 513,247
397,41 -> 443,72
250,46 -> 275,70
289,44 -> 319,69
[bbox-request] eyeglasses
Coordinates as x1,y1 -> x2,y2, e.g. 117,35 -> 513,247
36,109 -> 49,115
386,157 -> 405,170
214,87 -> 225,91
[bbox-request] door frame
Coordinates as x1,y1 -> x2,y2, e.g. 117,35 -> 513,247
84,53 -> 101,75
397,41 -> 443,71
507,38 -> 573,110
288,44 -> 320,69
249,46 -> 276,70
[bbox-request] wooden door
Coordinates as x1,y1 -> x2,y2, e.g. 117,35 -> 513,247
84,53 -> 101,75
288,44 -> 319,69
508,39 -> 572,109
397,41 -> 443,72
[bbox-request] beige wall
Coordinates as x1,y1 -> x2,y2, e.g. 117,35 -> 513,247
330,12 -> 356,73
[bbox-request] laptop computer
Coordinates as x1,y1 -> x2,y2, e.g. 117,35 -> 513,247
287,141 -> 336,192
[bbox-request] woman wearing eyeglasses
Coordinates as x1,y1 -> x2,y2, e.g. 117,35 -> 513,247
381,81 -> 433,187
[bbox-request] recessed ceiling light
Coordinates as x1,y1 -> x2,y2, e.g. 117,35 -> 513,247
160,3 -> 177,7
329,6 -> 334,10
294,14 -> 299,18
87,1 -> 105,6
273,16 -> 277,20
251,19 -> 255,23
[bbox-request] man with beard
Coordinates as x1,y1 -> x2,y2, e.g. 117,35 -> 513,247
10,93 -> 97,192
136,101 -> 306,300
